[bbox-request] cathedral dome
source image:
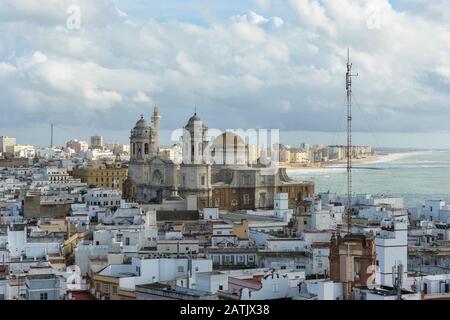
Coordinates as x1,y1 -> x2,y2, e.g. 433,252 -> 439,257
134,115 -> 148,129
185,113 -> 206,129
212,132 -> 245,148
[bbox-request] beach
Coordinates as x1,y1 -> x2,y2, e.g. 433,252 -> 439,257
279,151 -> 419,170
279,154 -> 381,170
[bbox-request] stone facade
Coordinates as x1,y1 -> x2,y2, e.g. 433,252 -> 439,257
123,110 -> 315,213
71,156 -> 128,190
329,234 -> 376,298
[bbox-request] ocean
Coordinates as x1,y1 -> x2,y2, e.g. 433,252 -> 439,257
287,150 -> 450,209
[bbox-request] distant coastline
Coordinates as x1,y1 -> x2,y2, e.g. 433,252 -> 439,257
281,151 -> 420,170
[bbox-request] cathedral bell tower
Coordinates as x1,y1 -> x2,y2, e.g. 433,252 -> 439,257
150,106 -> 161,156
180,113 -> 212,210
127,114 -> 153,190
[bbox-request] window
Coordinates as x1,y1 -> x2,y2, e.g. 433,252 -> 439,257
272,284 -> 279,293
219,285 -> 223,291
144,143 -> 149,154
243,194 -> 250,205
40,292 -> 48,300
354,258 -> 361,281
178,266 -> 184,273
201,175 -> 205,186
112,286 -> 118,294
103,283 -> 110,294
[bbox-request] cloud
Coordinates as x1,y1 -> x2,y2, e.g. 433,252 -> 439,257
231,11 -> 284,28
0,0 -> 449,147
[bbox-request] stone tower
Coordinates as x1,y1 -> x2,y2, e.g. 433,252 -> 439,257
128,115 -> 152,185
150,106 -> 161,156
180,113 -> 212,210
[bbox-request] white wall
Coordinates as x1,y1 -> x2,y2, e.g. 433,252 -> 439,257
375,219 -> 408,287
196,273 -> 228,293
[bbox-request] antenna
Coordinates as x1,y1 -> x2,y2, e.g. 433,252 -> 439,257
346,48 -> 358,236
50,123 -> 54,148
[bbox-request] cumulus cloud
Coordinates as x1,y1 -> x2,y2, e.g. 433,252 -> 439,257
232,11 -> 284,28
0,0 -> 449,146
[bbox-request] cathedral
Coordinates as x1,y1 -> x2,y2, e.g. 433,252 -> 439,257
123,109 -> 314,211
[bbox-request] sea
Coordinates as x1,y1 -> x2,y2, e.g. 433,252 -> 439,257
287,150 -> 450,209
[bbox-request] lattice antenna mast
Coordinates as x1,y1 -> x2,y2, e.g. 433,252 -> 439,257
346,48 -> 358,235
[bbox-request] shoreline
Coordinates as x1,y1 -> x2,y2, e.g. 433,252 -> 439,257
280,151 -> 416,170
279,156 -> 379,170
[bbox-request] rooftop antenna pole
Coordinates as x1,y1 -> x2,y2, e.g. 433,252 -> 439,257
346,48 -> 358,236
50,123 -> 54,148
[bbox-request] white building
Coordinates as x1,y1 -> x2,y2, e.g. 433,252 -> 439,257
196,272 -> 229,294
225,270 -> 306,300
7,144 -> 35,158
266,239 -> 306,252
203,208 -> 219,220
345,194 -> 404,210
97,256 -> 213,291
4,224 -> 61,260
0,136 -> 16,153
375,217 -> 408,287
42,167 -> 82,186
86,188 -> 123,208
309,199 -> 344,231
65,140 -> 89,154
156,240 -> 200,254
274,193 -> 293,222
358,206 -> 407,221
413,200 -> 450,223
82,149 -> 115,161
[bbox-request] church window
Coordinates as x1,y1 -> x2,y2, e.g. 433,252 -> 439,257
201,175 -> 205,186
144,143 -> 149,154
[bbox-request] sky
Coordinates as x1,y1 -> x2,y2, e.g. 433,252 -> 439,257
0,0 -> 449,149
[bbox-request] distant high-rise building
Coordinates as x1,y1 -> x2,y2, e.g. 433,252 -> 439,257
91,135 -> 103,149
66,139 -> 89,154
0,136 -> 17,154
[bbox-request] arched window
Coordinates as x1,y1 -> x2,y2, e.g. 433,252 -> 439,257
152,170 -> 163,185
132,143 -> 135,155
144,143 -> 149,154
